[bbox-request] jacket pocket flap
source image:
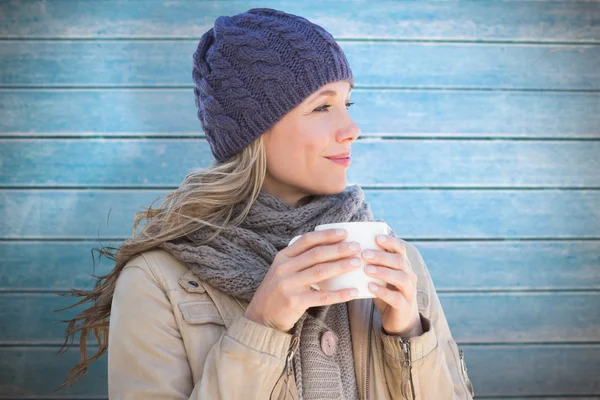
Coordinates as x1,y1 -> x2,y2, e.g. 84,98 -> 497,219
178,270 -> 207,293
178,300 -> 225,325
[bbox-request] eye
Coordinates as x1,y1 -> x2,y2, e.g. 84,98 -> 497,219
314,102 -> 355,112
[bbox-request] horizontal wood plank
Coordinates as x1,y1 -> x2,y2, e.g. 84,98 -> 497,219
2,41 -> 599,90
1,292 -> 599,343
418,241 -> 600,291
2,90 -> 599,138
1,1 -> 598,42
1,344 -> 599,397
482,398 -> 600,400
0,242 -> 118,291
2,139 -> 599,187
2,240 -> 598,291
464,344 -> 600,396
0,347 -> 107,397
1,189 -> 598,239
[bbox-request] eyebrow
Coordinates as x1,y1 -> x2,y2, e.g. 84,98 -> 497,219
309,87 -> 352,103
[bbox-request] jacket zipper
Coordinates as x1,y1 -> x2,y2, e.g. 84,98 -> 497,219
365,301 -> 375,400
286,336 -> 300,377
400,339 -> 416,400
285,336 -> 300,396
459,347 -> 474,397
459,348 -> 467,376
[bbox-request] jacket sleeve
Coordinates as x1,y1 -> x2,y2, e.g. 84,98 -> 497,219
379,244 -> 475,399
108,263 -> 293,399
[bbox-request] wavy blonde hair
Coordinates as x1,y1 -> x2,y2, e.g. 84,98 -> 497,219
56,135 -> 267,390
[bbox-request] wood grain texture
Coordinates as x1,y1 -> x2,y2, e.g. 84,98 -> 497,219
0,242 -> 118,291
463,344 -> 600,396
2,41 -> 599,89
2,89 -> 599,138
2,139 -> 599,187
1,292 -> 599,344
0,347 -> 107,397
1,1 -> 598,41
2,241 -> 599,291
2,0 -> 599,397
1,345 -> 599,397
1,189 -> 599,239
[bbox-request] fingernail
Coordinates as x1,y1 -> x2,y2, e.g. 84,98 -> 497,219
366,265 -> 377,274
377,235 -> 387,242
363,250 -> 374,259
336,229 -> 346,236
349,242 -> 360,251
350,258 -> 360,267
369,283 -> 379,292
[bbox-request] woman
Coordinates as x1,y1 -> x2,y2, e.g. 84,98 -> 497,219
60,8 -> 475,399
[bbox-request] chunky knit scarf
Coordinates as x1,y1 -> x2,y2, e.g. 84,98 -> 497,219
160,184 -> 375,399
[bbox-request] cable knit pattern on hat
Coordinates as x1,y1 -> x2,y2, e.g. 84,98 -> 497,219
192,8 -> 354,161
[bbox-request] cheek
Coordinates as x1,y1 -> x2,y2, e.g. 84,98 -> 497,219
266,137 -> 303,176
302,129 -> 330,157
265,120 -> 332,176
285,134 -> 324,164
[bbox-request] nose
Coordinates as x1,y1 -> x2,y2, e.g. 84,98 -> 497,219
336,115 -> 361,143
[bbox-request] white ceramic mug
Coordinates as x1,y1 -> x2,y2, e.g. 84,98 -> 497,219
288,221 -> 390,299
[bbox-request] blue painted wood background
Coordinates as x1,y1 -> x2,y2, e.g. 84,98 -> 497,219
1,0 -> 599,398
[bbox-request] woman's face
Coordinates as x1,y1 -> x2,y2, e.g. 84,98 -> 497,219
261,80 -> 360,207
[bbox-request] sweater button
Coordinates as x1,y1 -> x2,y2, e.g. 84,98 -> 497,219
188,281 -> 199,287
321,331 -> 338,357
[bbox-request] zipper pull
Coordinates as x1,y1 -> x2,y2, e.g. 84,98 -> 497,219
286,336 -> 300,377
459,348 -> 465,371
284,336 -> 301,397
400,339 -> 411,367
400,339 -> 416,400
459,348 -> 469,376
458,347 -> 475,397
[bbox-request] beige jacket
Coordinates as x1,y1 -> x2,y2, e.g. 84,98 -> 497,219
108,242 -> 475,399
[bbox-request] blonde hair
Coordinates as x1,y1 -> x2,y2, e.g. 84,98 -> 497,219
56,136 -> 267,390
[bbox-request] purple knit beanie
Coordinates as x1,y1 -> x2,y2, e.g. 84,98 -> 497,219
192,7 -> 354,162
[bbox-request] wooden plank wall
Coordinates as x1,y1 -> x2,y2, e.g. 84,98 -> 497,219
1,1 -> 599,398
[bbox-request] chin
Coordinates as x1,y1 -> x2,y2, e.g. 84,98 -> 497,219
313,178 -> 348,195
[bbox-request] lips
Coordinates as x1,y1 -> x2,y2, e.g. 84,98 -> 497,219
325,152 -> 352,167
325,152 -> 351,160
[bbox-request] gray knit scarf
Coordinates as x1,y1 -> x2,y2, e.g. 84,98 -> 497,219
160,184 -> 374,399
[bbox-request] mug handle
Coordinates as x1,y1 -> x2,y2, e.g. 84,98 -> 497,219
288,235 -> 321,291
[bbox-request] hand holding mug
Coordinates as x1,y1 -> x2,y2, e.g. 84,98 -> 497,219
244,228 -> 362,332
365,234 -> 423,337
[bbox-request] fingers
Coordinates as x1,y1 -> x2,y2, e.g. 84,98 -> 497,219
277,230 -> 417,310
368,279 -> 415,307
284,228 -> 348,258
362,249 -> 406,272
285,236 -> 362,274
374,234 -> 407,257
367,262 -> 418,290
361,234 -> 418,305
293,256 -> 362,288
366,265 -> 418,306
304,287 -> 360,307
361,234 -> 410,274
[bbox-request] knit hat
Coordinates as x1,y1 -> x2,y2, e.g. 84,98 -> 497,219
192,8 -> 354,162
